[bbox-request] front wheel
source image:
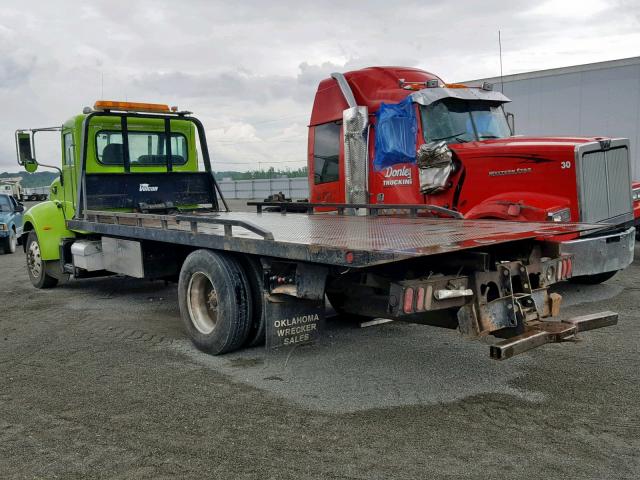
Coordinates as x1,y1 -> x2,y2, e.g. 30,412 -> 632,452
0,229 -> 17,254
569,270 -> 618,285
25,231 -> 58,288
178,249 -> 252,354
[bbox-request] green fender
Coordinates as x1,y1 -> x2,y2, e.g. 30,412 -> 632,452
22,201 -> 75,261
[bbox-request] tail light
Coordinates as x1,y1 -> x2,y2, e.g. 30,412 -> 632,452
403,288 -> 415,314
415,287 -> 426,312
564,257 -> 573,279
556,257 -> 573,281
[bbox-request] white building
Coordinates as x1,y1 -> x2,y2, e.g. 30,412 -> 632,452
465,57 -> 640,178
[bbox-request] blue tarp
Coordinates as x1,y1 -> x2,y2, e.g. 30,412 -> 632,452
373,97 -> 417,171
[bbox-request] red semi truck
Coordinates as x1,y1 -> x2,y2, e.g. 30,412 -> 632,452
304,67 -> 636,284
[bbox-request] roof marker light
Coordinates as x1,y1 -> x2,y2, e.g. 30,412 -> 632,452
93,100 -> 172,113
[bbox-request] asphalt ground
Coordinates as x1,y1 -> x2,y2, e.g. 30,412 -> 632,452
0,201 -> 639,479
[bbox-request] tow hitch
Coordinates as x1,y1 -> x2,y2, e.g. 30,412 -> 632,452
453,256 -> 619,360
489,311 -> 618,360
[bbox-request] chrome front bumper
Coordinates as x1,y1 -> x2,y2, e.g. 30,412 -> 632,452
559,226 -> 635,277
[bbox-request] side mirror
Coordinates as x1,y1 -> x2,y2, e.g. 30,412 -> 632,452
24,160 -> 38,173
15,204 -> 24,213
16,131 -> 38,172
506,112 -> 515,135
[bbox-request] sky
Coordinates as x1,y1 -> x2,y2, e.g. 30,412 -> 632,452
1,0 -> 639,172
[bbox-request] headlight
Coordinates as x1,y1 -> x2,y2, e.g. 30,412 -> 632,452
0,223 -> 6,231
632,188 -> 640,202
547,208 -> 571,223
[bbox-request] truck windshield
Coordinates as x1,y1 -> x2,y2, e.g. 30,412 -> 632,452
96,130 -> 188,166
420,99 -> 510,144
0,195 -> 11,212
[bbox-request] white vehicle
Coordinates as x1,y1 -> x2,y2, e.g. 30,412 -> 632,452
22,186 -> 49,201
0,180 -> 23,201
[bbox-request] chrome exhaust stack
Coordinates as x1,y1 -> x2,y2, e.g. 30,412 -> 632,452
489,311 -> 618,360
331,72 -> 369,212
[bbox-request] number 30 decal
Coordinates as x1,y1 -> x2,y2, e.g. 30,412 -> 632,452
561,161 -> 572,169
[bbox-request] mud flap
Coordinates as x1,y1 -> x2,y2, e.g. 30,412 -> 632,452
264,294 -> 325,349
262,262 -> 328,350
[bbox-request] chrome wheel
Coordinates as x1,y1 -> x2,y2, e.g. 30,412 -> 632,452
187,271 -> 219,335
28,239 -> 42,280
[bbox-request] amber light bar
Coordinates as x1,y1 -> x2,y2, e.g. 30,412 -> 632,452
93,100 -> 176,113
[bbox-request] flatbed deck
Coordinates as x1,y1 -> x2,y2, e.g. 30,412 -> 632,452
67,210 -> 607,268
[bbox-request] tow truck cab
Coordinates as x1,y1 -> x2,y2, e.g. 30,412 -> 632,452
17,103 -> 204,262
308,66 -> 636,281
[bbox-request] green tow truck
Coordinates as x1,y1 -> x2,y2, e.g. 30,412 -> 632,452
13,100 -> 619,360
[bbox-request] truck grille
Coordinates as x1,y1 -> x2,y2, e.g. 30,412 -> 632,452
578,143 -> 632,223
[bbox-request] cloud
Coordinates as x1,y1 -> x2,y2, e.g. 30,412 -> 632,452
0,0 -> 638,171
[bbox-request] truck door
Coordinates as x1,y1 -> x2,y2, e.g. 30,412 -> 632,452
309,121 -> 344,203
8,196 -> 23,236
62,131 -> 77,214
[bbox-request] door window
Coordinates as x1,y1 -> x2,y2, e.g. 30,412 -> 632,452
64,132 -> 75,165
313,122 -> 340,184
0,195 -> 11,212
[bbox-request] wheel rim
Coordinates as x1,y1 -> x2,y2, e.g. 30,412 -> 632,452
187,271 -> 219,335
9,231 -> 16,252
27,239 -> 42,279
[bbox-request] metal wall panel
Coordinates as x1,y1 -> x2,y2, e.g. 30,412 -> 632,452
217,177 -> 309,199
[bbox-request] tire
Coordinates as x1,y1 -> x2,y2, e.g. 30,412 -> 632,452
178,249 -> 252,354
25,231 -> 58,288
239,256 -> 266,347
569,270 -> 618,285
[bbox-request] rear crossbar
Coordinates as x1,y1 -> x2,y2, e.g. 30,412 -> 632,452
489,311 -> 618,360
248,201 -> 464,218
175,214 -> 274,240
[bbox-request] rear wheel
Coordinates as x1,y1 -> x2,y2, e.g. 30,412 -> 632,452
569,270 -> 618,285
25,231 -> 58,288
178,249 -> 252,354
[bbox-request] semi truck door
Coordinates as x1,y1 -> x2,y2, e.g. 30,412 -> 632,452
310,121 -> 344,203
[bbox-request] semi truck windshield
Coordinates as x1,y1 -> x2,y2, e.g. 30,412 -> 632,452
420,99 -> 510,144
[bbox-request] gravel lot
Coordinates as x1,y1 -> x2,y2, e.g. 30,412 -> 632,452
1,205 -> 639,479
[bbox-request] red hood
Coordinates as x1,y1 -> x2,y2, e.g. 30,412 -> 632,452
439,136 -> 596,222
449,135 -> 609,154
